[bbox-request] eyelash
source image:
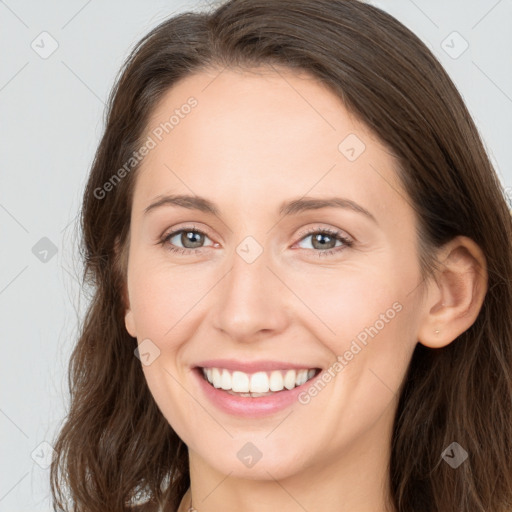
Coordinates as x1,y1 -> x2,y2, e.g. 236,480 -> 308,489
159,225 -> 353,258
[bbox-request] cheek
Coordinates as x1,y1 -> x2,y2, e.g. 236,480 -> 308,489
293,273 -> 414,455
127,255 -> 209,342
289,263 -> 404,349
292,261 -> 415,404
128,261 -> 206,427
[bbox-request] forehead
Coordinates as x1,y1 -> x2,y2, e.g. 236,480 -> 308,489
133,66 -> 409,227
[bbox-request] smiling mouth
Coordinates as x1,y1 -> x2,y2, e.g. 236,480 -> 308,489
198,367 -> 321,397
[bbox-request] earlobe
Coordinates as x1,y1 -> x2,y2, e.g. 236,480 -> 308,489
125,309 -> 137,338
114,234 -> 136,338
418,236 -> 488,349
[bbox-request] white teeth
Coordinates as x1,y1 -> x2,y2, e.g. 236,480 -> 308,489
202,367 -> 318,394
295,369 -> 308,386
284,369 -> 296,390
220,369 -> 231,390
231,371 -> 249,392
212,368 -> 222,388
250,372 -> 270,393
269,371 -> 284,391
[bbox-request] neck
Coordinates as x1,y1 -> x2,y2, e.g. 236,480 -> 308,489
176,491 -> 196,512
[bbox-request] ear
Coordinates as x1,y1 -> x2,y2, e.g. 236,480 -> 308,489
417,236 -> 488,348
125,308 -> 137,339
114,235 -> 137,338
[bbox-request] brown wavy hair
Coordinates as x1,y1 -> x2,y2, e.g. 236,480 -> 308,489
50,0 -> 512,510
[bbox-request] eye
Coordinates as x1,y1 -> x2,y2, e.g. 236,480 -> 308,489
159,225 -> 353,257
295,227 -> 353,257
160,226 -> 216,255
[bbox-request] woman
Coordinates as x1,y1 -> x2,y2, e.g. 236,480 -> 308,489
50,1 -> 512,511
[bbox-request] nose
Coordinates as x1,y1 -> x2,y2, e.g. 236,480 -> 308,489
212,242 -> 291,343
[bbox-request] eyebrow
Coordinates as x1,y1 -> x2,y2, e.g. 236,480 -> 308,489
143,194 -> 377,223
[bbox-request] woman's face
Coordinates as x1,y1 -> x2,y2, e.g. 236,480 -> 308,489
124,66 -> 425,482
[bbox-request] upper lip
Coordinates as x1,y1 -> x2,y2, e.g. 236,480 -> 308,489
194,359 -> 322,373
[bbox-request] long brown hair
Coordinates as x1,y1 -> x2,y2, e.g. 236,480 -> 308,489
50,1 -> 512,510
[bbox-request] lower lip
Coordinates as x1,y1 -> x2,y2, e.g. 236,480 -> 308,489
193,368 -> 320,418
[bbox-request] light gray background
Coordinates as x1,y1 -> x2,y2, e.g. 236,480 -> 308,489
1,0 -> 511,510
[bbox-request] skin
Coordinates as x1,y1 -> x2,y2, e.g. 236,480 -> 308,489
123,66 -> 487,512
